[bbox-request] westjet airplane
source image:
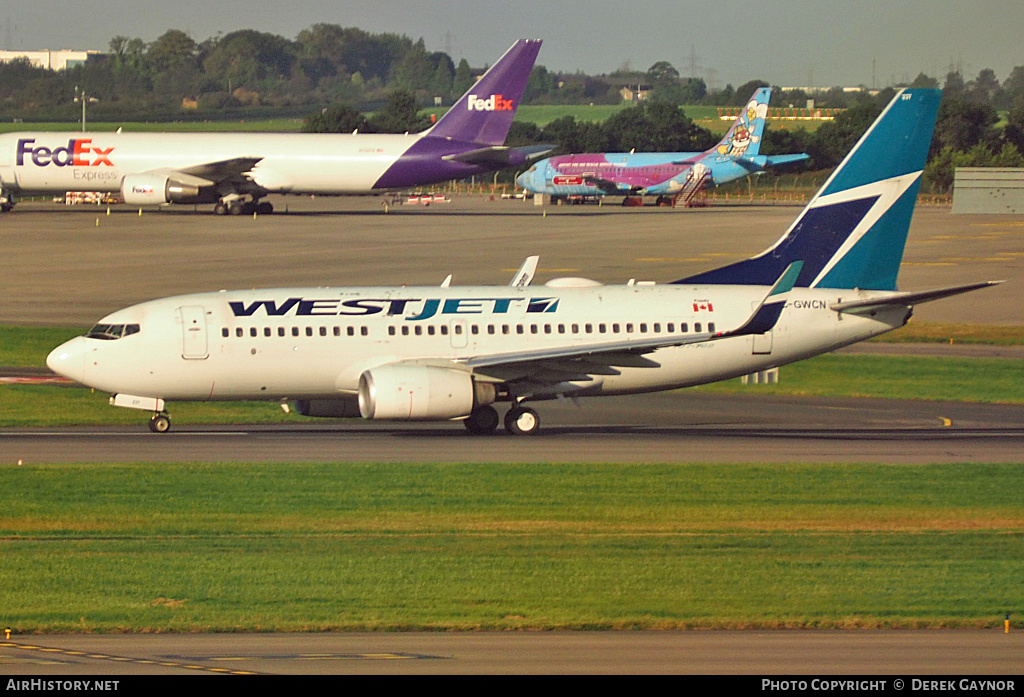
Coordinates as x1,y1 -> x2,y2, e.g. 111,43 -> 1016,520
516,87 -> 808,206
0,40 -> 543,215
47,89 -> 999,435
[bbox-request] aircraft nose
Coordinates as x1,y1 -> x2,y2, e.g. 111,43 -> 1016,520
47,337 -> 88,384
516,171 -> 529,188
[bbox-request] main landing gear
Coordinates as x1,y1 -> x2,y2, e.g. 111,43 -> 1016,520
213,196 -> 274,216
463,404 -> 540,436
148,412 -> 171,433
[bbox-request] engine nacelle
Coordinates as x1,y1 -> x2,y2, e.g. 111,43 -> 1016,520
358,364 -> 493,421
121,173 -> 217,205
293,398 -> 362,418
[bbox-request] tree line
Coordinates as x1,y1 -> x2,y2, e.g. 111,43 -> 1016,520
1,25 -> 1022,192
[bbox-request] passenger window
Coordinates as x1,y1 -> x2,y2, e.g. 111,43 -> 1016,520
708,322 -> 716,333
361,327 -> 368,336
319,326 -> 327,337
222,328 -> 229,338
292,327 -> 299,337
695,323 -> 702,332
280,327 -> 287,337
264,327 -> 272,337
250,327 -> 258,337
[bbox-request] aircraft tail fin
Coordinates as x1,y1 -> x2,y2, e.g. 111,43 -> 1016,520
428,39 -> 542,146
675,88 -> 942,290
710,86 -> 772,160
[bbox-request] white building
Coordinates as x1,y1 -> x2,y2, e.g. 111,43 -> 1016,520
0,49 -> 100,70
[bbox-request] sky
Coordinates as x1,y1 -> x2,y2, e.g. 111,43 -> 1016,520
3,1 -> 1023,89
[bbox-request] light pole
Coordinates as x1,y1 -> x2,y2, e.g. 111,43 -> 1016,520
74,86 -> 98,131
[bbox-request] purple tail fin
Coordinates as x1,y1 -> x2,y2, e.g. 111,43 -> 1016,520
428,39 -> 542,145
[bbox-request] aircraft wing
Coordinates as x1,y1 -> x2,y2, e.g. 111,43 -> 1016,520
145,157 -> 264,187
458,262 -> 803,384
581,175 -> 631,194
829,281 -> 1003,314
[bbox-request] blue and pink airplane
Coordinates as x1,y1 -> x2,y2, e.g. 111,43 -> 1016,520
516,87 -> 808,205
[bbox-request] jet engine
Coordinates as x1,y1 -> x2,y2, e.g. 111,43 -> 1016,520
358,364 -> 495,421
120,173 -> 217,205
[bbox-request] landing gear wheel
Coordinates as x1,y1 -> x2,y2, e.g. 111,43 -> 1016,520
463,405 -> 500,435
214,202 -> 228,215
504,406 -> 539,436
255,201 -> 273,215
149,414 -> 171,433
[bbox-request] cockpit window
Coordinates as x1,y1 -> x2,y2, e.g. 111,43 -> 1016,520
85,323 -> 141,340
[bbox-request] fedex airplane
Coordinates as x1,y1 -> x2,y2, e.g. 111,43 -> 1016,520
0,40 -> 543,215
47,89 -> 998,435
516,87 -> 808,205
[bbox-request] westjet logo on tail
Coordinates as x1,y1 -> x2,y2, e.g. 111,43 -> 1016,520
16,138 -> 114,167
467,94 -> 514,111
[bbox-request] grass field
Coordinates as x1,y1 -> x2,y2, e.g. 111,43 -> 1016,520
1,461 -> 1020,632
2,321 -> 1022,633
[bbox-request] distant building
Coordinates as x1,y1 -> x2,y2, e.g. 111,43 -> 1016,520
0,49 -> 100,70
953,168 -> 1024,214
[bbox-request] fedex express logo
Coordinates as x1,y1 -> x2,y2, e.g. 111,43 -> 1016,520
230,296 -> 559,321
467,94 -> 514,111
17,138 -> 114,167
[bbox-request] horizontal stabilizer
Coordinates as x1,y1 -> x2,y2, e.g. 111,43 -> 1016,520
763,153 -> 811,167
829,281 -> 1003,313
442,144 -> 553,168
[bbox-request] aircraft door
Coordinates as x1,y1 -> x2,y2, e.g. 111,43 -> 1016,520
750,301 -> 773,355
0,139 -> 14,189
179,306 -> 209,359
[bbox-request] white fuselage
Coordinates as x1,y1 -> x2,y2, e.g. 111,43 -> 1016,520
48,283 -> 908,405
0,131 -> 421,195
